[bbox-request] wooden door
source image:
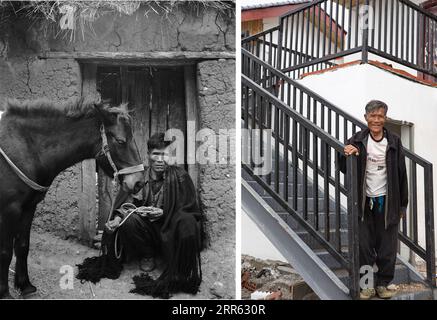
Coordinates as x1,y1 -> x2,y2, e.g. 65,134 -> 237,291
96,65 -> 187,229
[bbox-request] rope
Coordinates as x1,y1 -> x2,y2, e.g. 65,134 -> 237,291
112,203 -> 164,259
0,146 -> 49,192
116,203 -> 164,227
99,125 -> 144,182
0,124 -> 143,193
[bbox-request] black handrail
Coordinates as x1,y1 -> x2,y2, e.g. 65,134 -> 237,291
243,48 -> 436,288
254,0 -> 437,78
242,26 -> 280,43
274,0 -> 437,78
242,25 -> 337,80
242,73 -> 361,298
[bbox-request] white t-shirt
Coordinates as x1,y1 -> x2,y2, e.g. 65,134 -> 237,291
365,135 -> 388,197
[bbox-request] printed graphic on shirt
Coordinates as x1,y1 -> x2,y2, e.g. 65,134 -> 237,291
366,136 -> 388,197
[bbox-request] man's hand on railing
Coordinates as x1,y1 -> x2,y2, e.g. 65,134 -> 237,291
344,144 -> 359,156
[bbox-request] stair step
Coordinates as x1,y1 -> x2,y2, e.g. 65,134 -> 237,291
246,172 -> 304,184
278,212 -> 348,231
295,229 -> 349,250
337,264 -> 413,288
263,196 -> 343,212
247,180 -> 324,198
248,181 -> 306,199
314,250 -> 345,270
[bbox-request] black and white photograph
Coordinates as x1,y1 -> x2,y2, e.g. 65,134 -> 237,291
0,0 -> 236,300
241,0 -> 437,300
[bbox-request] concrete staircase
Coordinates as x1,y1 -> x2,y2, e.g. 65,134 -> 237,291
243,159 -> 434,300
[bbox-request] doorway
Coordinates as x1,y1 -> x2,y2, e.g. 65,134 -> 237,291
94,65 -> 188,230
96,66 -> 187,161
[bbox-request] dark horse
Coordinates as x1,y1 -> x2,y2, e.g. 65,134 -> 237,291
0,98 -> 145,298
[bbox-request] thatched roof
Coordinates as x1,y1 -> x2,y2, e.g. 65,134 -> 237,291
0,1 -> 235,41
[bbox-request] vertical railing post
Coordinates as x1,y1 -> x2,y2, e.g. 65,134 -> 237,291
424,163 -> 436,287
277,17 -> 284,70
347,155 -> 360,299
361,0 -> 370,63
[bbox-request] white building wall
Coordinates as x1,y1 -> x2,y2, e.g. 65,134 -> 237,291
242,208 -> 287,262
298,63 -> 437,257
345,0 -> 429,76
260,14 -> 344,68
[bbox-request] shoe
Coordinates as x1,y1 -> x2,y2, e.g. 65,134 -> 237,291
360,288 -> 376,300
139,257 -> 155,272
376,286 -> 396,299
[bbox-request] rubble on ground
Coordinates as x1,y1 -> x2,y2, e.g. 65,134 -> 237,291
241,254 -> 318,300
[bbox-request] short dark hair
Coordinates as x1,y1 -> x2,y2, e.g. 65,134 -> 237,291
147,132 -> 171,151
365,100 -> 388,115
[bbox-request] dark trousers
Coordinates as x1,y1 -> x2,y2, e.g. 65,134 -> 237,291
118,214 -> 163,262
359,196 -> 398,287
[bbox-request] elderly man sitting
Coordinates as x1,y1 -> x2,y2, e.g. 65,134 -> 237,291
77,133 -> 205,299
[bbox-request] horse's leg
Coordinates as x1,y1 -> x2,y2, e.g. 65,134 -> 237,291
0,202 -> 20,299
14,203 -> 37,296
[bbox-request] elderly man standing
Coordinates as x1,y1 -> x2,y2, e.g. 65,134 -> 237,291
340,100 -> 408,300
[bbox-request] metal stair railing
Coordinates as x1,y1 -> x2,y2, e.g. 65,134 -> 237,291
242,71 -> 361,298
243,0 -> 437,80
242,47 -> 436,289
242,25 -> 338,80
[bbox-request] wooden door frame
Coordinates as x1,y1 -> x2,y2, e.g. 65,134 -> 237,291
78,60 -> 200,242
79,63 -> 98,245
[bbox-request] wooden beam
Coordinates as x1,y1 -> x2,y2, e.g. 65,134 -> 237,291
79,63 -> 98,245
97,167 -> 115,231
79,160 -> 97,245
184,65 -> 199,190
242,4 -> 302,21
39,51 -> 235,61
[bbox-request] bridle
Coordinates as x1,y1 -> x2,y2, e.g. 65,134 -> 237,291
98,124 -> 144,182
0,146 -> 50,192
99,124 -> 145,251
0,124 -> 144,192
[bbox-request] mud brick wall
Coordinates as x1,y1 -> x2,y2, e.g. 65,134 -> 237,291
197,59 -> 235,244
43,5 -> 235,53
0,52 -> 83,239
196,60 -> 235,297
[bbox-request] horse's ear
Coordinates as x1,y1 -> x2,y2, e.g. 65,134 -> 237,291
94,102 -> 111,124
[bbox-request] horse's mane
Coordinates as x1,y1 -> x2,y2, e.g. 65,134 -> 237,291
3,97 -> 131,121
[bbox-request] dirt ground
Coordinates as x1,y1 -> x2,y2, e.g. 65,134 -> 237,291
7,230 -> 235,300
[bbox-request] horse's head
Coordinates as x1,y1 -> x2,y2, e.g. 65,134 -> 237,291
94,102 -> 144,194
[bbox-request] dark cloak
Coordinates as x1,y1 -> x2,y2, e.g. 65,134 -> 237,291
76,166 -> 205,299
